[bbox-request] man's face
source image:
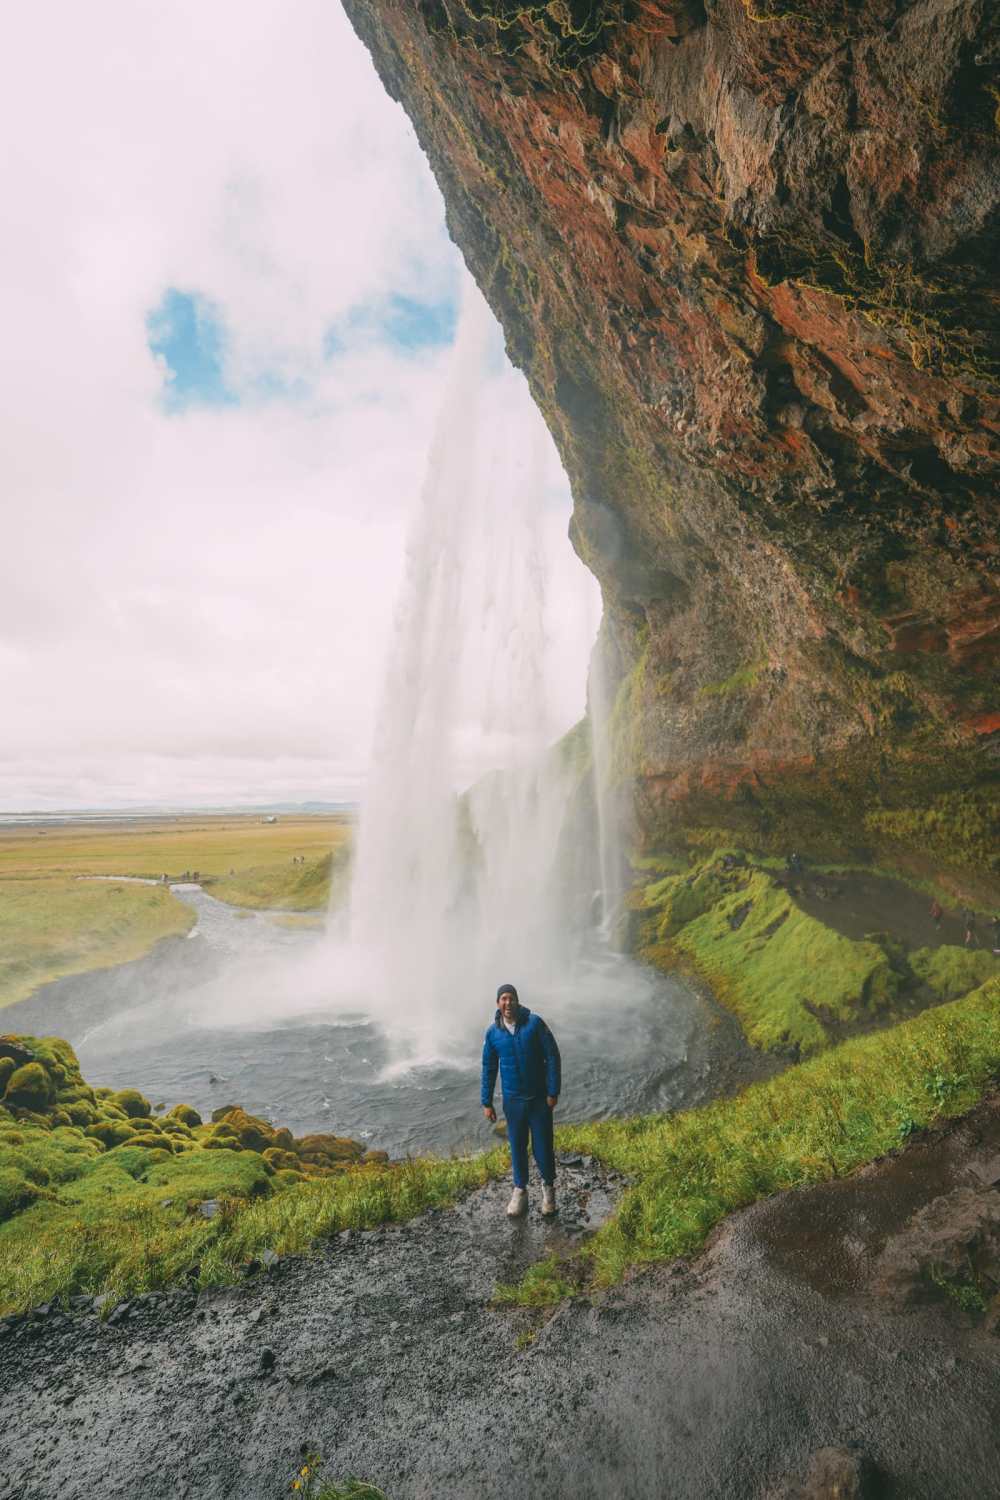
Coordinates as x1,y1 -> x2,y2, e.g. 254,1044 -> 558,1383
498,991 -> 517,1023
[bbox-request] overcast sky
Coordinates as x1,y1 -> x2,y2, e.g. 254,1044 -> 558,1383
0,2 -> 598,812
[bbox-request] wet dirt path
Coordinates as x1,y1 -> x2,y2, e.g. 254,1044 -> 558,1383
5,1105 -> 1000,1499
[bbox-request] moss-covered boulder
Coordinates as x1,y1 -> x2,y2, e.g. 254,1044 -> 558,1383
111,1088 -> 152,1119
210,1108 -> 276,1154
85,1120 -> 138,1148
262,1147 -> 300,1173
0,1057 -> 16,1095
295,1133 -> 364,1163
167,1104 -> 202,1128
4,1062 -> 55,1111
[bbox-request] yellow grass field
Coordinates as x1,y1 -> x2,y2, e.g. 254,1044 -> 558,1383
0,814 -> 352,1010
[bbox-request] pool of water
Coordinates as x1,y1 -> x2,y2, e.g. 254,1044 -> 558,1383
7,886 -> 710,1157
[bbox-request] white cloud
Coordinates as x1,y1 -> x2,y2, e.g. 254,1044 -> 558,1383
0,2 -> 597,811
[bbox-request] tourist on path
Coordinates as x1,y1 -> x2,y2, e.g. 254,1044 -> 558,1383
481,983 -> 561,1218
964,909 -> 978,948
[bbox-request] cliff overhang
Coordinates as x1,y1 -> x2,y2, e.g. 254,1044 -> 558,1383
344,0 -> 999,876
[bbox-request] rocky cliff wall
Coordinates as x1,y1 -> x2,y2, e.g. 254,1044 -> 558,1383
343,0 -> 999,875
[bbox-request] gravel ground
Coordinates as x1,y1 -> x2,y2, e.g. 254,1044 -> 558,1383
5,1110 -> 1000,1500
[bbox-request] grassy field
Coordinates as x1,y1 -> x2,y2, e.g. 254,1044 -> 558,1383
0,814 -> 352,1008
0,814 -> 350,889
0,879 -> 195,1011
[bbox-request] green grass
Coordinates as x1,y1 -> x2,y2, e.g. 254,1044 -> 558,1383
636,854 -> 899,1054
0,815 -> 353,1005
205,846 -> 349,912
0,1143 -> 505,1316
497,976 -> 1000,1303
0,878 -> 195,1010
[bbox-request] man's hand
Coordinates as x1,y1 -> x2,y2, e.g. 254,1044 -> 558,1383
483,1105 -> 497,1123
547,1096 -> 558,1110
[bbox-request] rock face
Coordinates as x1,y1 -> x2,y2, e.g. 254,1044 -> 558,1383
343,0 -> 999,872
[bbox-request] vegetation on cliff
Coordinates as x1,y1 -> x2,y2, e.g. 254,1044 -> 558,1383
629,850 -> 998,1055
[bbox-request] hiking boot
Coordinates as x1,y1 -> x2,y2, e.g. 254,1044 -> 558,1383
541,1184 -> 557,1217
506,1187 -> 528,1217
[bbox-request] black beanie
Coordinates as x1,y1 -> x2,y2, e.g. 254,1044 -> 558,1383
496,982 -> 519,1004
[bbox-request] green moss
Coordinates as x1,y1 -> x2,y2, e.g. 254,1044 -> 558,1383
3,1061 -> 54,1111
636,854 -> 898,1054
695,661 -> 767,701
910,946 -> 998,1002
167,1103 -> 202,1128
111,1088 -> 151,1120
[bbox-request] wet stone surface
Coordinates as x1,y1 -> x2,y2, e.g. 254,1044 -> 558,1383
5,1126 -> 1000,1499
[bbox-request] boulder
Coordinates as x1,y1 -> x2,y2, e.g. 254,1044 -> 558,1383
294,1133 -> 364,1162
167,1104 -> 202,1128
3,1062 -> 54,1111
262,1148 -> 301,1173
111,1088 -> 152,1120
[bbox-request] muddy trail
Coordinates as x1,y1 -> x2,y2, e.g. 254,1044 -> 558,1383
788,868 -> 999,957
5,1102 -> 1000,1500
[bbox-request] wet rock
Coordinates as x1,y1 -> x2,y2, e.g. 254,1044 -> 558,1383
871,1187 -> 1000,1306
198,1199 -> 222,1220
770,1445 -> 880,1499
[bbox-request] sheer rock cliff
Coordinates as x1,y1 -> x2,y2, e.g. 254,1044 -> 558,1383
343,0 -> 999,874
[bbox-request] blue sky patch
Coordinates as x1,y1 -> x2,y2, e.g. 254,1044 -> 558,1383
147,289 -> 236,411
324,291 -> 457,360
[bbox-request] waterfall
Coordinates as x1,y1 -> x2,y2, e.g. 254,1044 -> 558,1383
347,279 -> 594,1057
588,621 -> 626,933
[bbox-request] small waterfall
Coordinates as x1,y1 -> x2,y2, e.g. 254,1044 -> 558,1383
588,621 -> 626,934
348,279 -> 591,1055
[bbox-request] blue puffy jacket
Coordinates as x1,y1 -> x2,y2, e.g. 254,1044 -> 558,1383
481,1005 -> 561,1106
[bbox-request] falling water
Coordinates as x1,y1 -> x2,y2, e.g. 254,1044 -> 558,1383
588,621 -> 627,933
348,280 -> 588,1055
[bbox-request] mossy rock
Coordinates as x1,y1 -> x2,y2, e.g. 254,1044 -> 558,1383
12,1110 -> 53,1131
161,1119 -> 194,1140
50,1109 -> 73,1128
111,1088 -> 152,1120
65,1101 -> 99,1128
167,1104 -> 202,1128
4,1062 -> 55,1111
201,1136 -> 241,1152
262,1147 -> 300,1173
0,1058 -> 16,1095
95,1087 -> 114,1099
362,1150 -> 390,1165
85,1120 -> 137,1148
213,1108 -> 276,1154
273,1168 -> 306,1185
126,1133 -> 176,1154
272,1127 -> 295,1151
295,1133 -> 364,1162
210,1105 -> 243,1123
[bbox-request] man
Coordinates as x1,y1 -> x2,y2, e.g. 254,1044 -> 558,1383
481,983 -> 561,1218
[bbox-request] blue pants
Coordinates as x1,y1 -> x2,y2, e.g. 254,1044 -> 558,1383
504,1095 -> 555,1188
